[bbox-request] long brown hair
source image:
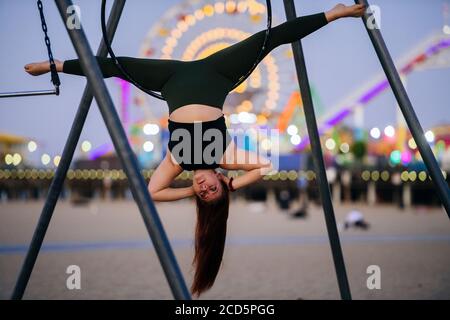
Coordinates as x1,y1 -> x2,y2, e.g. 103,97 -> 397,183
192,179 -> 230,296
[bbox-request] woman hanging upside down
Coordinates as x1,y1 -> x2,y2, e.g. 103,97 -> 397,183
25,3 -> 365,296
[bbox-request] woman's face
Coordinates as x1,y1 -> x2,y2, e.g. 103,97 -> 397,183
192,170 -> 224,203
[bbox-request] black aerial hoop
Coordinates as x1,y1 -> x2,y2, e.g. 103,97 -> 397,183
100,0 -> 272,101
0,0 -> 60,99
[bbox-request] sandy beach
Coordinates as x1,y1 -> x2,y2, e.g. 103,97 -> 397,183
0,198 -> 449,300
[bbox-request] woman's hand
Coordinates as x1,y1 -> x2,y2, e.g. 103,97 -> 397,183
216,172 -> 230,186
325,3 -> 366,22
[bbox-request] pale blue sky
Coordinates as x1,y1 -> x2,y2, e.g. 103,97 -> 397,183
0,0 -> 449,161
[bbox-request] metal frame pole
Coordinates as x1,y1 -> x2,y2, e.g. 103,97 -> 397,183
0,89 -> 58,98
11,0 -> 126,300
54,0 -> 191,300
355,0 -> 450,218
282,0 -> 352,300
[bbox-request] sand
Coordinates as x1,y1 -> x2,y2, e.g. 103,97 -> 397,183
0,198 -> 449,300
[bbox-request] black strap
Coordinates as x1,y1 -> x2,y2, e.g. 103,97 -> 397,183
37,0 -> 60,94
100,0 -> 272,101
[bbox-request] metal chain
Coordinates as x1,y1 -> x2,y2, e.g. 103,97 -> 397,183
37,0 -> 61,90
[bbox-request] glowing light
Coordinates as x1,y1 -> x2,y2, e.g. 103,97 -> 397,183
237,100 -> 253,112
418,171 -> 427,181
340,143 -> 350,153
203,4 -> 214,16
230,113 -> 239,124
5,154 -> 13,165
286,124 -> 298,136
214,2 -> 225,14
143,141 -> 154,152
401,150 -> 412,165
267,91 -> 279,100
256,114 -> 267,125
248,0 -> 263,15
390,150 -> 401,165
194,9 -> 205,20
384,125 -> 395,138
12,153 -> 22,166
185,15 -> 196,26
81,140 -> 92,152
306,170 -> 315,181
166,37 -> 178,47
425,130 -> 435,143
176,21 -> 188,32
225,1 -> 237,13
415,150 -> 422,161
290,134 -> 301,145
237,1 -> 248,13
53,155 -> 61,167
143,123 -> 160,135
288,170 -> 298,180
325,138 -> 336,151
361,170 -> 370,181
238,112 -> 256,124
408,171 -> 417,182
28,141 -> 37,152
371,171 -> 380,181
41,154 -> 51,166
408,138 -> 417,149
370,127 -> 381,139
443,24 -> 450,35
162,46 -> 173,55
265,100 -> 277,109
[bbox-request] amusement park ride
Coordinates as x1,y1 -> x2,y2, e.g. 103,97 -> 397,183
296,31 -> 450,151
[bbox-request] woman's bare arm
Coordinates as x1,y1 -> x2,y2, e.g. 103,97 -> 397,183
219,142 -> 273,190
148,150 -> 194,202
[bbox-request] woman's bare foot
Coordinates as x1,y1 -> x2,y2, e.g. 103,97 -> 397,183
325,3 -> 366,22
24,59 -> 63,76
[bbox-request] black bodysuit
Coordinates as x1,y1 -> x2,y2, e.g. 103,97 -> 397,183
63,12 -> 328,170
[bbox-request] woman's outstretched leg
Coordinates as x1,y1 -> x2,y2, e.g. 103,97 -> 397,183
25,57 -> 183,92
206,3 -> 365,85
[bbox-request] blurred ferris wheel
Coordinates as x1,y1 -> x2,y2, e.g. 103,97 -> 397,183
132,0 -> 303,128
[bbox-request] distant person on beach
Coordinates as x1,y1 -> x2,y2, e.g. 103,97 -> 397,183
343,209 -> 370,230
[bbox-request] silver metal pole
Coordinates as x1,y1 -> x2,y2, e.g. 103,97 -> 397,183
282,0 -> 352,300
54,0 -> 191,300
0,89 -> 57,98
